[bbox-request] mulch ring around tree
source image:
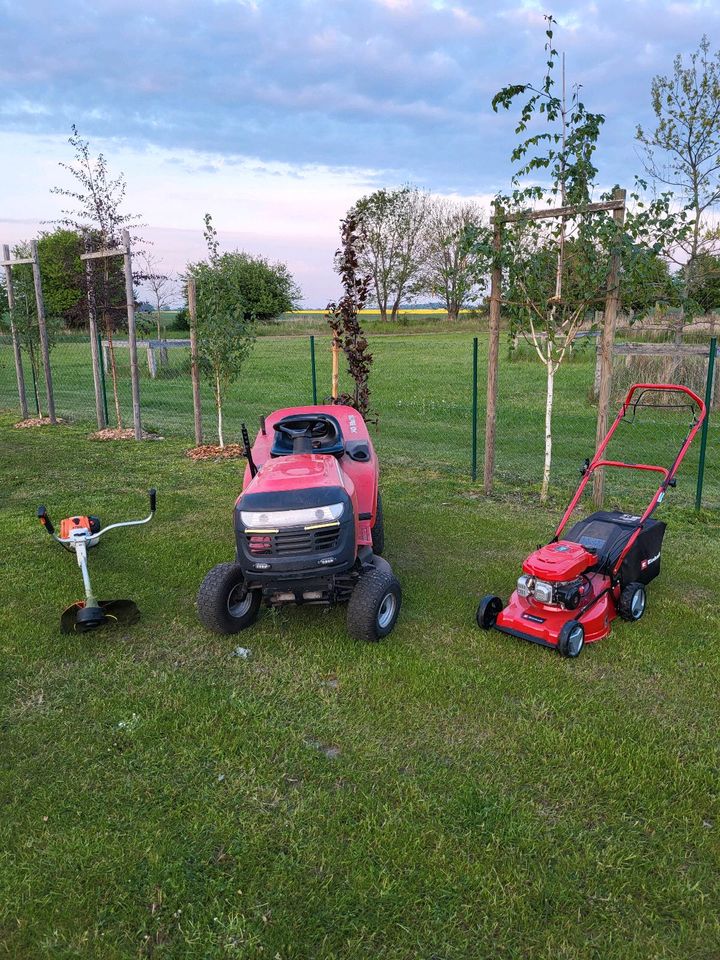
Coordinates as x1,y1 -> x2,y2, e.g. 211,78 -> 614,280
14,417 -> 67,429
89,428 -> 164,441
186,444 -> 246,461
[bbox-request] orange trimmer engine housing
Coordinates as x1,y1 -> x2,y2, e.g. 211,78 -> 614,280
59,516 -> 101,540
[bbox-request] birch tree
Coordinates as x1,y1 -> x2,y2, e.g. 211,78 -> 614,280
491,16 -> 689,501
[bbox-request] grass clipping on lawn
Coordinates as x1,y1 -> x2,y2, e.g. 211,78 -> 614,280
186,443 -> 246,460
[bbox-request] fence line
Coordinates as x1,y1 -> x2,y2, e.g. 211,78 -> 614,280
0,331 -> 717,510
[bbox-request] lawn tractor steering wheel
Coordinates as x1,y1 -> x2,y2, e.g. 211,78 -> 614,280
273,414 -> 342,454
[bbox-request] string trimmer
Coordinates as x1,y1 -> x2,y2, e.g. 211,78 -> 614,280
37,489 -> 156,633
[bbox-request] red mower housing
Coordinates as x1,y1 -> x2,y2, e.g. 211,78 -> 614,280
197,405 -> 401,642
477,383 -> 706,657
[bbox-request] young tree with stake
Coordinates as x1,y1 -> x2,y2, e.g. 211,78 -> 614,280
489,16 -> 689,501
187,215 -> 256,448
52,126 -> 141,428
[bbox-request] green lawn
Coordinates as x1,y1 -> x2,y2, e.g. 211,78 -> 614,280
1,417 -> 719,958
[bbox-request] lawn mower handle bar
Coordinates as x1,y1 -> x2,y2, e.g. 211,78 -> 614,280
554,382 -> 707,548
37,489 -> 156,543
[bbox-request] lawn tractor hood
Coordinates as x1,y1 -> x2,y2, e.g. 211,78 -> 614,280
233,454 -> 356,580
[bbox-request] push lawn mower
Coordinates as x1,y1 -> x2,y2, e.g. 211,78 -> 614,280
197,404 -> 401,642
477,383 -> 706,657
38,489 -> 156,633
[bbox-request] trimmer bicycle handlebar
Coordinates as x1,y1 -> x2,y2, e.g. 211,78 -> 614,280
37,488 -> 156,544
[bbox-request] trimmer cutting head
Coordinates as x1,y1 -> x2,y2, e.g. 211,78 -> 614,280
60,599 -> 141,634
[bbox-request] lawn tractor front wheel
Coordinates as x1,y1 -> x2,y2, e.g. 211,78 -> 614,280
476,595 -> 503,630
347,558 -> 401,642
197,562 -> 261,634
618,582 -> 647,622
557,620 -> 585,658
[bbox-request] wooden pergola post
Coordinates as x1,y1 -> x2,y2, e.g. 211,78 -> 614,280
30,239 -> 57,424
187,278 -> 203,446
483,203 -> 502,495
331,335 -> 339,399
122,229 -> 142,440
2,243 -> 29,419
83,233 -> 107,429
593,187 -> 627,508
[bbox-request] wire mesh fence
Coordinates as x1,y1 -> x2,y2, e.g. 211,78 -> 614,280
1,331 -> 717,511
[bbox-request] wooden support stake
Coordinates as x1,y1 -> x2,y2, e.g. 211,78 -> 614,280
2,243 -> 28,419
30,239 -> 56,424
146,344 -> 157,379
593,188 -> 626,508
483,203 -> 502,495
331,335 -> 339,399
122,229 -> 142,440
188,278 -> 203,446
83,234 -> 106,429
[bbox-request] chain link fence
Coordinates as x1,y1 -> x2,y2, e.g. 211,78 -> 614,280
1,331 -> 717,510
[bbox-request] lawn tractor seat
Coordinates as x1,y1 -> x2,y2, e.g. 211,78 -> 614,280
564,510 -> 666,585
271,413 -> 345,457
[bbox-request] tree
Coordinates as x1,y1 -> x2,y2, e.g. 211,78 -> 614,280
1,241 -> 61,416
51,126 -> 141,428
636,36 -> 720,268
351,186 -> 429,322
138,252 -> 174,342
490,16 -> 689,501
186,215 -> 256,448
326,212 -> 373,417
225,253 -> 301,322
423,198 -> 490,321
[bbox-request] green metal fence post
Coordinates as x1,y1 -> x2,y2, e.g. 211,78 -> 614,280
97,330 -> 110,426
310,335 -> 318,405
471,336 -> 478,481
695,336 -> 716,511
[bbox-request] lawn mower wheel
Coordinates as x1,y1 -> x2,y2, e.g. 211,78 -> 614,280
557,620 -> 585,658
618,582 -> 647,622
476,595 -> 503,630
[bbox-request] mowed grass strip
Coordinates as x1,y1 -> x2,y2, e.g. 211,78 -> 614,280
1,419 -> 719,958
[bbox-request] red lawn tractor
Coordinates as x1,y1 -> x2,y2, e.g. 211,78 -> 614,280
477,383 -> 706,657
197,405 -> 401,642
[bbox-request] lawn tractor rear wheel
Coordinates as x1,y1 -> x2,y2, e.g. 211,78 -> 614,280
476,595 -> 503,630
197,562 -> 261,634
347,559 -> 401,642
618,582 -> 646,622
371,492 -> 385,556
557,620 -> 585,658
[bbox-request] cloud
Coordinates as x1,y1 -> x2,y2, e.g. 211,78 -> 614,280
2,0 -> 720,300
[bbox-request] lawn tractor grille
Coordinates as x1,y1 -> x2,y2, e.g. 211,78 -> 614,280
246,527 -> 340,557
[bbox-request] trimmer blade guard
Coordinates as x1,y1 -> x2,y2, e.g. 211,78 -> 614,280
60,599 -> 140,634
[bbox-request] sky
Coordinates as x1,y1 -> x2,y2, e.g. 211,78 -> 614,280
1,0 -> 719,305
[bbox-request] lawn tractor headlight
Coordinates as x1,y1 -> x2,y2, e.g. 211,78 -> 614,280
517,574 -> 533,598
240,502 -> 344,529
533,579 -> 554,604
